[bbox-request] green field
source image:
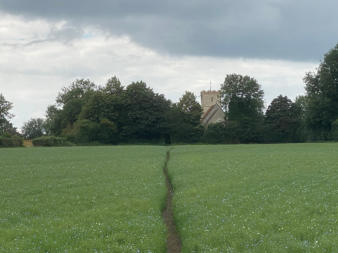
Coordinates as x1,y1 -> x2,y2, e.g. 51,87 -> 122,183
169,144 -> 338,252
0,146 -> 167,252
1,144 -> 338,252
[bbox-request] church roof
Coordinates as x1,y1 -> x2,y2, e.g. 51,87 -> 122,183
201,103 -> 225,127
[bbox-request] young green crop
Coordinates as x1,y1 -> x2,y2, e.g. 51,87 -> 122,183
0,146 -> 167,252
169,143 -> 338,252
2,143 -> 337,252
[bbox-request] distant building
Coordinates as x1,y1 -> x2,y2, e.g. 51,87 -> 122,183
200,90 -> 225,127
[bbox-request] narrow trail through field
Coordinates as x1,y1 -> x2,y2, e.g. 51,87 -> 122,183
162,150 -> 182,253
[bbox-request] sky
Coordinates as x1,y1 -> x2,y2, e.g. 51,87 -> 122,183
0,0 -> 337,129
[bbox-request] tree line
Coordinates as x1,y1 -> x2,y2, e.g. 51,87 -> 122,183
22,78 -> 203,144
1,43 -> 338,145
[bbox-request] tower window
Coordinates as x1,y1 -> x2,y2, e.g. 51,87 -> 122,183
211,97 -> 213,102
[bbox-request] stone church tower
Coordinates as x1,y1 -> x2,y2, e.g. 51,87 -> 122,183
200,90 -> 225,127
200,90 -> 221,114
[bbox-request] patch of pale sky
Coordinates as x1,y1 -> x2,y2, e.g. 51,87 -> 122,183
0,14 -> 317,130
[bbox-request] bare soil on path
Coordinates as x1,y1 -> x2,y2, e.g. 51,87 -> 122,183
162,151 -> 181,253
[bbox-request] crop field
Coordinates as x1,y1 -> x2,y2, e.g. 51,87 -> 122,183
1,143 -> 337,252
0,146 -> 167,252
169,143 -> 338,252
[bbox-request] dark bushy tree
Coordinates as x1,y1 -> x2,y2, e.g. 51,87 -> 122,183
71,77 -> 123,143
265,95 -> 303,142
45,77 -> 174,144
0,120 -> 17,137
170,91 -> 203,143
220,74 -> 264,143
57,79 -> 96,128
45,105 -> 63,136
0,94 -> 13,120
332,119 -> 338,141
121,81 -> 171,141
97,118 -> 118,144
22,118 -> 46,139
304,43 -> 338,140
177,91 -> 202,122
0,94 -> 17,136
70,119 -> 100,143
46,79 -> 99,142
202,123 -> 226,143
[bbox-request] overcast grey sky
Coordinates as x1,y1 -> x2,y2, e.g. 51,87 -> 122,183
0,0 -> 336,128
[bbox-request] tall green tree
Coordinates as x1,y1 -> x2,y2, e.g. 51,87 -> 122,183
0,94 -> 16,136
99,77 -> 126,132
76,78 -> 123,144
44,105 -> 63,136
220,74 -> 264,142
121,81 -> 171,141
22,118 -> 46,139
265,95 -> 303,142
44,79 -> 97,138
0,94 -> 13,120
304,43 -> 338,139
102,76 -> 124,95
81,77 -> 125,128
170,91 -> 203,142
57,79 -> 96,128
177,91 -> 202,125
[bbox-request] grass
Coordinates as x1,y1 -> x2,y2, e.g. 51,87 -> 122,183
169,143 -> 338,252
1,143 -> 338,252
0,146 -> 167,252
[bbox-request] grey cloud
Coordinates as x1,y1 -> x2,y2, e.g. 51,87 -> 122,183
48,25 -> 84,42
1,25 -> 84,48
0,0 -> 337,61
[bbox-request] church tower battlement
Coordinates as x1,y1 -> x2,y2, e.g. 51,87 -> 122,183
201,90 -> 221,115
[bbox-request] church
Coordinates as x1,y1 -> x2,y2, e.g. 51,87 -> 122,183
200,90 -> 225,127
